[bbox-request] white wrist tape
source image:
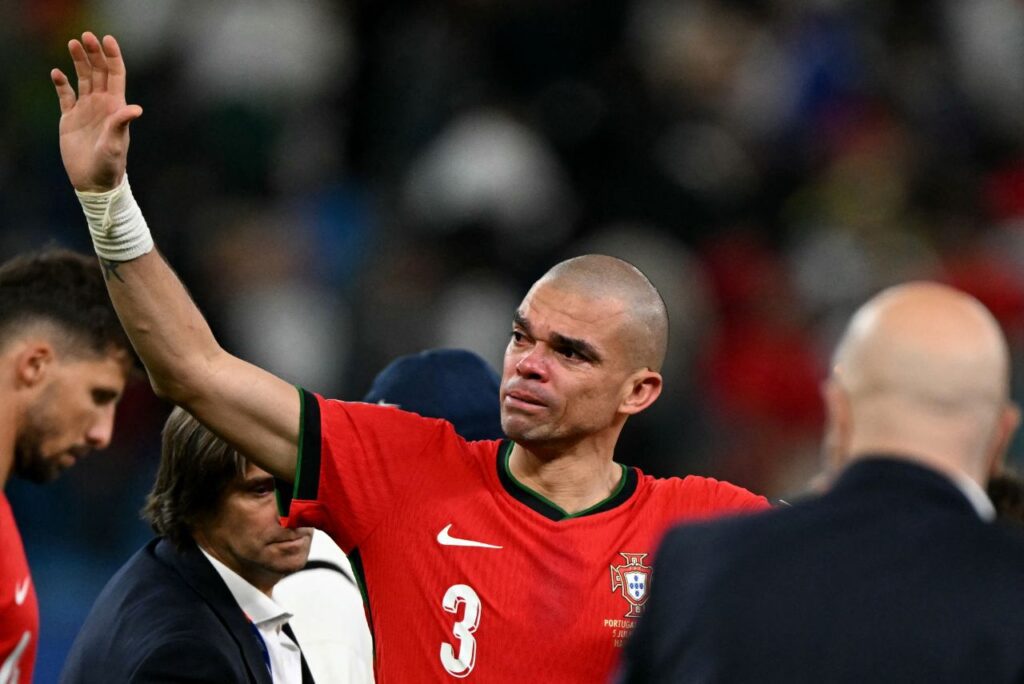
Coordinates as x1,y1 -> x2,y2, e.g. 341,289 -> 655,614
75,175 -> 154,262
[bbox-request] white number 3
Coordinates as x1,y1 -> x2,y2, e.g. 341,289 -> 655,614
440,583 -> 481,677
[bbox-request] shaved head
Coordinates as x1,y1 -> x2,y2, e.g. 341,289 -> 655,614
834,282 -> 1010,411
827,281 -> 1018,482
538,255 -> 669,372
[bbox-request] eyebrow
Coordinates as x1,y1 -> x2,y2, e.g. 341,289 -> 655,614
513,311 -> 603,363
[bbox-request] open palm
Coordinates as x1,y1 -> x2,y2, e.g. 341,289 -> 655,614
51,32 -> 142,192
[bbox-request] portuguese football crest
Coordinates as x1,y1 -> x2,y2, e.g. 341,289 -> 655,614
610,552 -> 652,617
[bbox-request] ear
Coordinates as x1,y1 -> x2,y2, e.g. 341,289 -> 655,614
985,401 -> 1021,479
14,341 -> 56,389
619,370 -> 663,416
821,378 -> 852,474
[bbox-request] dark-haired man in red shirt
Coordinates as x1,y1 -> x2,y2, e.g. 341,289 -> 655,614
0,248 -> 132,683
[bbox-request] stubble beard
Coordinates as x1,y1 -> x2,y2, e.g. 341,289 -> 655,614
501,411 -> 545,445
14,403 -> 64,484
501,412 -> 584,456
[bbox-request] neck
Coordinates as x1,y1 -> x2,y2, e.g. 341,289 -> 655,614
508,441 -> 623,515
845,405 -> 992,488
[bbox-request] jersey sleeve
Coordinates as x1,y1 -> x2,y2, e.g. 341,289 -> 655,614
689,476 -> 770,515
277,388 -> 454,552
655,474 -> 770,523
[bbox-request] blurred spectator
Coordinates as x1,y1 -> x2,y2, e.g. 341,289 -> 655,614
402,108 -> 576,256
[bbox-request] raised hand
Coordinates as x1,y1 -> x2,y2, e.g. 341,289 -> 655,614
51,32 -> 143,192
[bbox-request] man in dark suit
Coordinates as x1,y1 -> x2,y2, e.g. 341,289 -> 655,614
619,282 -> 1024,683
61,407 -> 315,683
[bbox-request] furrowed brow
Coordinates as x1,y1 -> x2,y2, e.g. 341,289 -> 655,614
550,332 -> 602,363
514,310 -> 602,362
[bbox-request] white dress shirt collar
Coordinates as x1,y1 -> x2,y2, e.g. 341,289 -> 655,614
947,470 -> 996,522
199,547 -> 303,684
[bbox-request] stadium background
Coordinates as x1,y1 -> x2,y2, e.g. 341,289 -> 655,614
3,0 -> 1022,678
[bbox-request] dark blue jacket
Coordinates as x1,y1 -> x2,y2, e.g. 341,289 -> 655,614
619,458 -> 1024,683
61,537 -> 299,684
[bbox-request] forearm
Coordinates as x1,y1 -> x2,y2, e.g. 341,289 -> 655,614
98,242 -> 300,480
53,31 -> 301,481
99,245 -> 301,481
75,179 -> 301,478
74,172 -> 221,401
99,249 -> 220,404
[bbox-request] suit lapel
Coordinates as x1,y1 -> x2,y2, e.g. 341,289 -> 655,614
155,538 -> 275,684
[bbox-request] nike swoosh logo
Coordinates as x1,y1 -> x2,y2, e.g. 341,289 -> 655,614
14,577 -> 30,606
436,524 -> 503,549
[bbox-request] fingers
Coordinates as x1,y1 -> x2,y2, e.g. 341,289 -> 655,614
82,32 -> 109,92
50,68 -> 77,113
57,31 -> 132,114
101,34 -> 128,96
68,38 -> 91,96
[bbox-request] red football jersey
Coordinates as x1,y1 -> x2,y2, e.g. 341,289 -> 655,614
280,391 -> 768,682
0,493 -> 37,684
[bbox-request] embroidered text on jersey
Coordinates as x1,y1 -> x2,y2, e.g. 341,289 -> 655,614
436,524 -> 503,549
13,578 -> 30,606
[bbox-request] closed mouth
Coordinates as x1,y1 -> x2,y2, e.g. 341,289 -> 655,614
505,389 -> 547,407
272,536 -> 307,546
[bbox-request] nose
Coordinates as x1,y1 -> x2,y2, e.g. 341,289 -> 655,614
86,405 -> 116,450
515,345 -> 550,382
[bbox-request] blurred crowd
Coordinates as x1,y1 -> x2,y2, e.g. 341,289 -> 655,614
2,0 -> 1023,676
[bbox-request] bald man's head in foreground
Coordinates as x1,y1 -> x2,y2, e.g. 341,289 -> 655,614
823,282 -> 1020,486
